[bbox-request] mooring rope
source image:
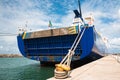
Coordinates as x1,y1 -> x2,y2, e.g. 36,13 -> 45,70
54,27 -> 86,79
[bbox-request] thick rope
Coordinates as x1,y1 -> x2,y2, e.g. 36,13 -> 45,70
55,27 -> 86,79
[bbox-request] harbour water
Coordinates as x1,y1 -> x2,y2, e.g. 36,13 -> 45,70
0,57 -> 54,80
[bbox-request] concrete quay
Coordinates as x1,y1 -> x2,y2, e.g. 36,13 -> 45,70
48,55 -> 120,80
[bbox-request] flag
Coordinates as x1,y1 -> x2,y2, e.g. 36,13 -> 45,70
48,20 -> 52,27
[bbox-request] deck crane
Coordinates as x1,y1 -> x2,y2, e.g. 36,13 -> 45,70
54,0 -> 87,78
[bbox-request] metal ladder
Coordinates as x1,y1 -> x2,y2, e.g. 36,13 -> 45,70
54,27 -> 86,79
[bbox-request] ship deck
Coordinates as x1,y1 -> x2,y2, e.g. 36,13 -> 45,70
24,26 -> 78,39
48,55 -> 120,80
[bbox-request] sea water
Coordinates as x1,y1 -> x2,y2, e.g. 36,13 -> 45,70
0,58 -> 54,80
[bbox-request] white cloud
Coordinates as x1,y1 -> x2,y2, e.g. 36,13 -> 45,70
61,11 -> 74,27
0,45 -> 3,49
119,9 -> 120,17
110,38 -> 120,45
2,36 -> 16,43
107,38 -> 120,53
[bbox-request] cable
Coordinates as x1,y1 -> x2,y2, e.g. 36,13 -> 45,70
0,33 -> 17,36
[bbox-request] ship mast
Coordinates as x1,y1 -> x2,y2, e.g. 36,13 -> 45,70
78,0 -> 82,21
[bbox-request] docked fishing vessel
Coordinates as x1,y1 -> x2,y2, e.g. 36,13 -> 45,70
17,0 -> 107,64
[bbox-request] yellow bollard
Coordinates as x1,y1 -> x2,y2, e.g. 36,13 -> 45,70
55,64 -> 71,71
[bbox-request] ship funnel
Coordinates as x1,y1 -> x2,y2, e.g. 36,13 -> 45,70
73,10 -> 80,18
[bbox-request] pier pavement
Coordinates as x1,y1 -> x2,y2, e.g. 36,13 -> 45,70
48,55 -> 120,80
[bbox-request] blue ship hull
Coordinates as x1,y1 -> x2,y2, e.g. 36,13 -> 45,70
17,26 -> 106,63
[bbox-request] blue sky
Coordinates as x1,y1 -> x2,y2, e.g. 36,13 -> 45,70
0,0 -> 120,54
